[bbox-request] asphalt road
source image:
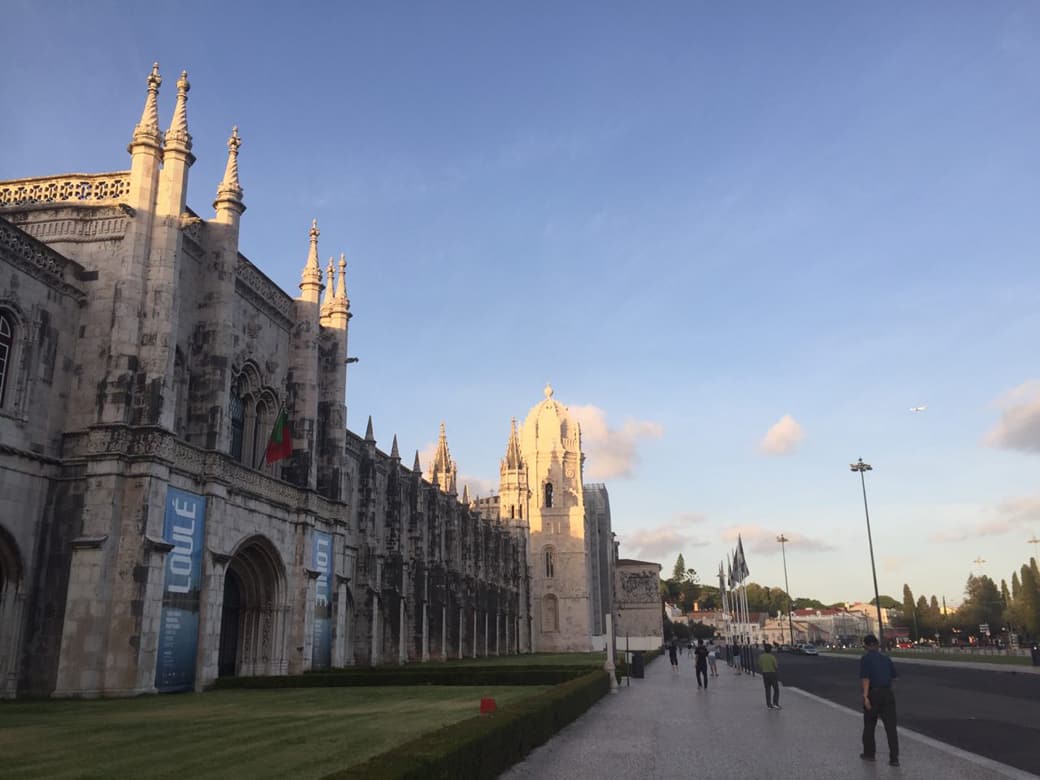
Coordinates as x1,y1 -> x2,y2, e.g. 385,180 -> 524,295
777,653 -> 1040,776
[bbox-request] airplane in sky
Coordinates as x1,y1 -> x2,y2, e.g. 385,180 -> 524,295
909,405 -> 928,413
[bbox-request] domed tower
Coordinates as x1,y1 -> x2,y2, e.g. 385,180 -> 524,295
518,384 -> 592,652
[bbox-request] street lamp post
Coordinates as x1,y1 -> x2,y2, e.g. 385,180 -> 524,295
850,458 -> 885,642
777,534 -> 795,645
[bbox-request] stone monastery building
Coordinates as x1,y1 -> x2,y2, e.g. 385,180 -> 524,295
0,65 -> 613,698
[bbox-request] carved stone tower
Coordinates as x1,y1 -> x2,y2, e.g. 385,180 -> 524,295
515,384 -> 592,652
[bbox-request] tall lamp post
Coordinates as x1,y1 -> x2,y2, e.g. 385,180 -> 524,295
777,534 -> 795,645
850,458 -> 884,642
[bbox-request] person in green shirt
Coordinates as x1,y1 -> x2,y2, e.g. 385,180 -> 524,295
758,643 -> 781,710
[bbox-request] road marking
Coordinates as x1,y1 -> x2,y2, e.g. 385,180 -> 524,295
785,686 -> 1038,780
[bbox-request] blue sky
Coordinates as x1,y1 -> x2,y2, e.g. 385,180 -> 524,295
5,2 -> 1040,606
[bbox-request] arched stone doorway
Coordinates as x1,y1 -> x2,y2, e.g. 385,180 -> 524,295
217,536 -> 287,678
0,526 -> 25,698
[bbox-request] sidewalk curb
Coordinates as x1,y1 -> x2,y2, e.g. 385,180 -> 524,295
785,686 -> 1039,780
820,653 -> 1040,674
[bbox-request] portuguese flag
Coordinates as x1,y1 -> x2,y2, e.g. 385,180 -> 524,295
264,408 -> 292,465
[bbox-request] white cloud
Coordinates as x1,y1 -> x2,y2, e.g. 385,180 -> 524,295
984,380 -> 1040,452
721,524 -> 835,555
759,414 -> 805,456
570,405 -> 663,479
929,496 -> 1040,542
619,513 -> 708,564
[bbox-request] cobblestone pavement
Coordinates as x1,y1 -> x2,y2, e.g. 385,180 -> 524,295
500,652 -> 1036,779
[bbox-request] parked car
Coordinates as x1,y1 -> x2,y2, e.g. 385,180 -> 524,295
801,644 -> 819,656
779,644 -> 792,653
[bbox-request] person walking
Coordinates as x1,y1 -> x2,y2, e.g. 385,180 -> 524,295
859,634 -> 900,767
707,642 -> 719,677
668,638 -> 679,673
694,639 -> 709,688
758,643 -> 781,709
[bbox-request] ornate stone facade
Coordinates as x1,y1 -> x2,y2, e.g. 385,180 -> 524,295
0,65 -> 527,698
614,559 -> 664,651
478,387 -> 616,653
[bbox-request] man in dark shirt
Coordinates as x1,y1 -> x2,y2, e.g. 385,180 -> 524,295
859,634 -> 899,767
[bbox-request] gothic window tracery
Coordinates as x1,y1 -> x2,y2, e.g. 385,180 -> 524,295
543,546 -> 555,579
544,482 -> 553,508
0,313 -> 11,408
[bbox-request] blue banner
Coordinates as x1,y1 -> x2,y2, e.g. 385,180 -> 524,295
155,487 -> 206,692
312,530 -> 333,670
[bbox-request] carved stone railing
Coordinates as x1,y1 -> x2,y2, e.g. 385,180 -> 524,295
236,255 -> 294,327
0,173 -> 132,208
63,425 -> 348,524
0,218 -> 87,301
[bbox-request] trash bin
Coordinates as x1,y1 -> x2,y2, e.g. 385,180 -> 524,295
1031,644 -> 1039,667
631,650 -> 645,679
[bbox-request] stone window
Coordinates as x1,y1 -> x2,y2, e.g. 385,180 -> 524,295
509,504 -> 515,520
229,393 -> 244,461
544,482 -> 553,508
542,594 -> 559,633
544,546 -> 555,578
0,312 -> 13,408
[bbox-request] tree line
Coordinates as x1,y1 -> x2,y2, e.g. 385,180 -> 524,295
900,556 -> 1040,643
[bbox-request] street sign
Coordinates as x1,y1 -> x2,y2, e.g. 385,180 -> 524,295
979,623 -> 990,636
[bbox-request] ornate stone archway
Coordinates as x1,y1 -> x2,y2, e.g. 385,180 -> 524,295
0,526 -> 25,698
217,536 -> 288,677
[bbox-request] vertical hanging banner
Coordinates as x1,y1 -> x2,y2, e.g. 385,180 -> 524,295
155,487 -> 206,692
312,530 -> 334,670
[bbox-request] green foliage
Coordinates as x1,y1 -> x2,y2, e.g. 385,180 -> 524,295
321,671 -> 611,780
870,595 -> 900,609
957,574 -> 1004,635
791,597 -> 826,610
673,554 -> 686,581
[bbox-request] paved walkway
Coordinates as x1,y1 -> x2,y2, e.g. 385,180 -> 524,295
501,653 -> 1037,780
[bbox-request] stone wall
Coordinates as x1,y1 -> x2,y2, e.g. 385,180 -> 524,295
615,559 -> 663,650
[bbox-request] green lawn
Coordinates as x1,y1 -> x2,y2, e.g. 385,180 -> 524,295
0,685 -> 546,779
824,648 -> 1031,666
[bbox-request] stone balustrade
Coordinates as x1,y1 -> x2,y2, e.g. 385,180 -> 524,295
0,173 -> 132,208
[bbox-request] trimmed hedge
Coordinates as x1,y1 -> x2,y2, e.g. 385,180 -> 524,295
320,670 -> 611,779
211,665 -> 598,690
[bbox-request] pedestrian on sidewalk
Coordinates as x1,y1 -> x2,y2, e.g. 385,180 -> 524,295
859,634 -> 900,767
758,643 -> 781,709
694,639 -> 709,688
668,638 -> 679,673
707,642 -> 719,677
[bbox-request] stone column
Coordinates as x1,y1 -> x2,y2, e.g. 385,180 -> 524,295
333,577 -> 350,667
53,535 -> 109,697
472,610 -> 478,659
604,613 -> 618,693
398,595 -> 407,665
484,612 -> 489,657
495,611 -> 501,656
135,535 -> 175,693
441,605 -> 447,661
302,568 -> 321,673
370,590 -> 381,666
458,607 -> 464,660
0,587 -> 25,699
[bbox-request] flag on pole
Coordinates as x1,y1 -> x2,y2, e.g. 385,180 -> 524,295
736,535 -> 750,581
264,406 -> 292,465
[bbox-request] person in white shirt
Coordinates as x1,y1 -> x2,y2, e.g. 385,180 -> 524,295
707,643 -> 719,677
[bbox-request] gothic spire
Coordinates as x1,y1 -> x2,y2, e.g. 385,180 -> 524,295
427,421 -> 458,494
336,253 -> 348,300
165,71 -> 193,153
131,62 -> 163,150
299,220 -> 323,300
365,415 -> 375,442
214,126 -> 244,206
503,417 -> 523,470
413,450 -> 422,474
323,257 -> 336,308
390,434 -> 400,460
461,484 -> 470,504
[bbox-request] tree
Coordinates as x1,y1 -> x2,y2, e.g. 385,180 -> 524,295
792,597 -> 825,610
870,595 -> 900,610
958,574 -> 1003,638
673,554 -> 686,581
902,584 -> 917,639
1018,564 -> 1040,638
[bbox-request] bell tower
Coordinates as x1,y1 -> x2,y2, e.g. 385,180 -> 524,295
517,384 -> 592,652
